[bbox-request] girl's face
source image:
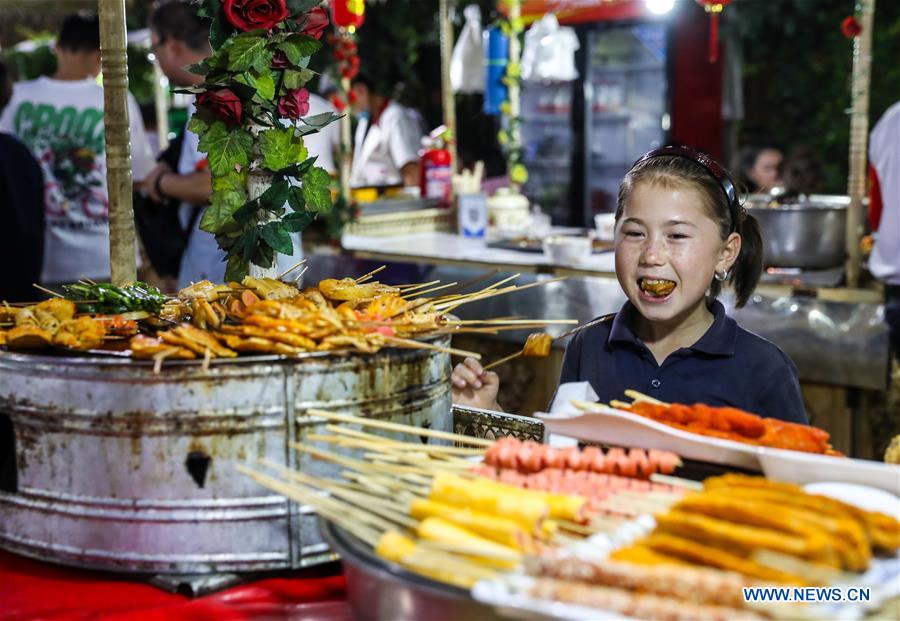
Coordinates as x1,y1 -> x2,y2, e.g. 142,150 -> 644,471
614,182 -> 740,325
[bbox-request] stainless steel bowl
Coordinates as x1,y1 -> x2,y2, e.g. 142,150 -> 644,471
745,195 -> 848,268
321,521 -> 504,621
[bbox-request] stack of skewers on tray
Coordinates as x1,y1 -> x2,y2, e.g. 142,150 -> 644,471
240,410 -> 900,621
0,264 -> 574,371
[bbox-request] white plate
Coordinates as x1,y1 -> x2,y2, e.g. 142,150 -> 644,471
536,405 -> 764,471
759,448 -> 900,496
803,482 -> 900,515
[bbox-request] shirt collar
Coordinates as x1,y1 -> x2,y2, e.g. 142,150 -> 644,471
608,298 -> 736,357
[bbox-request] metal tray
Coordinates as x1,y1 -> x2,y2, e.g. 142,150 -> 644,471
321,520 -> 504,621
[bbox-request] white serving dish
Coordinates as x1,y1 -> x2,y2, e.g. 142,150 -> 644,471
542,236 -> 592,265
593,213 -> 616,242
537,405 -> 900,493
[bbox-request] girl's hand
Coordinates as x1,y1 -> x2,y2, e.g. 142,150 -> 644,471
451,357 -> 500,411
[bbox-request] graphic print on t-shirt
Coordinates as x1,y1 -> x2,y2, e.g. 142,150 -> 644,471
13,101 -> 108,221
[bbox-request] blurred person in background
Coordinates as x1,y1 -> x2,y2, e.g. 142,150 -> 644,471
349,72 -> 424,189
736,144 -> 784,194
782,145 -> 824,197
0,60 -> 44,302
0,12 -> 153,286
868,101 -> 900,360
142,0 -> 215,289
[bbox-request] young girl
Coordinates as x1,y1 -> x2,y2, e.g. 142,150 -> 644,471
451,146 -> 807,424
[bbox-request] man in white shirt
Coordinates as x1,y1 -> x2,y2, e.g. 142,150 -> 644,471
869,101 -> 900,358
349,74 -> 424,188
0,13 -> 153,285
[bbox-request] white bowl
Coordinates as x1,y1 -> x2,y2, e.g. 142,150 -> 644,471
542,235 -> 592,264
593,213 -> 616,242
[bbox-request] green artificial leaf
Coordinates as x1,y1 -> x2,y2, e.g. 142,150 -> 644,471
209,14 -> 231,51
186,60 -> 211,76
187,115 -> 211,137
236,226 -> 260,262
216,230 -> 242,251
275,155 -> 318,178
225,254 -> 249,282
197,121 -> 253,176
212,169 -> 248,194
286,0 -> 320,14
260,221 -> 293,255
248,71 -> 276,101
200,189 -> 246,233
258,179 -> 291,209
258,127 -> 307,172
302,111 -> 339,128
283,68 -> 315,90
301,166 -> 333,213
233,198 -> 261,223
252,241 -> 276,270
287,185 -> 306,212
279,34 -> 322,65
283,210 -> 315,232
196,0 -> 220,18
228,33 -> 273,73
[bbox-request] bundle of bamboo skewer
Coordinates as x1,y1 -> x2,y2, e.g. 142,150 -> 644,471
238,410 -> 692,588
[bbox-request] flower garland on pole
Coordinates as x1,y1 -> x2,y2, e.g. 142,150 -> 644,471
497,0 -> 527,190
188,0 -> 339,281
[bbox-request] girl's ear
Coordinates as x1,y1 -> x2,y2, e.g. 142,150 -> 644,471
717,231 -> 741,273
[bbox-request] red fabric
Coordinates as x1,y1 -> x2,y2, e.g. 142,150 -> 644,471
0,550 -> 351,621
869,163 -> 883,231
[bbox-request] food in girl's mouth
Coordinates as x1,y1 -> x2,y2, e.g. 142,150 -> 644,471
639,278 -> 676,297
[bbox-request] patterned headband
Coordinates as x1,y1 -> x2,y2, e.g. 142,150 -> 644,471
632,145 -> 742,232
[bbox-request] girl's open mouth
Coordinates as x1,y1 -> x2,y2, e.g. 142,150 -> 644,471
638,278 -> 676,299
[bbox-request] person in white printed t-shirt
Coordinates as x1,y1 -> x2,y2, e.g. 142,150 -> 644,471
868,101 -> 900,358
349,74 -> 424,189
0,13 -> 153,285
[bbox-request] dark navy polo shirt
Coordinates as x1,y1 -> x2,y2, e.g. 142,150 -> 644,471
559,299 -> 808,424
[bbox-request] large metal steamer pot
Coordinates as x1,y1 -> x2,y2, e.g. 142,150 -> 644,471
322,521 -> 504,621
0,342 -> 451,574
745,195 -> 848,268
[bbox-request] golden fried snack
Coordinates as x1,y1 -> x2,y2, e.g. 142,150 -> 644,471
53,317 -> 107,350
523,333 -> 552,357
318,278 -> 399,301
705,474 -> 900,553
172,324 -> 236,358
6,325 -> 53,349
639,278 -> 676,296
0,330 -> 6,346
674,492 -> 870,571
317,333 -> 384,354
219,324 -> 316,350
609,544 -> 687,567
190,298 -> 224,330
295,287 -> 330,310
129,334 -> 196,360
217,333 -> 304,356
655,511 -> 839,567
179,279 -> 232,301
640,534 -> 814,585
242,276 -> 298,301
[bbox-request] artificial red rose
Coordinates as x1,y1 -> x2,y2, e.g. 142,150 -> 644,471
222,0 -> 289,32
277,88 -> 310,118
197,88 -> 243,126
271,50 -> 290,69
841,15 -> 862,38
347,89 -> 358,105
297,6 -> 329,40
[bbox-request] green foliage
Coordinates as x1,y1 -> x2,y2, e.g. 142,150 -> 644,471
302,167 -> 333,213
259,128 -> 308,171
197,121 -> 253,175
228,32 -> 274,73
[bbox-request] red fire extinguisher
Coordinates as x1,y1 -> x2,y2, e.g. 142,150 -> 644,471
419,127 -> 452,207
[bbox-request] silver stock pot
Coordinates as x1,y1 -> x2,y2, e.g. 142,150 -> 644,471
745,194 -> 848,269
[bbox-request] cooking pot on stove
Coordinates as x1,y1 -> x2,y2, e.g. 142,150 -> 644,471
744,194 -> 848,269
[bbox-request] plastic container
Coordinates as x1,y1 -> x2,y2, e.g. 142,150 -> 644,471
593,213 -> 616,241
457,193 -> 488,238
542,235 -> 592,264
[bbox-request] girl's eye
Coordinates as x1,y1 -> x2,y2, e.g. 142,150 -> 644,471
623,230 -> 644,238
669,233 -> 689,240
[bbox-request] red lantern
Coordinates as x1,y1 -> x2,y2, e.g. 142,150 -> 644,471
332,0 -> 365,31
696,0 -> 732,63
